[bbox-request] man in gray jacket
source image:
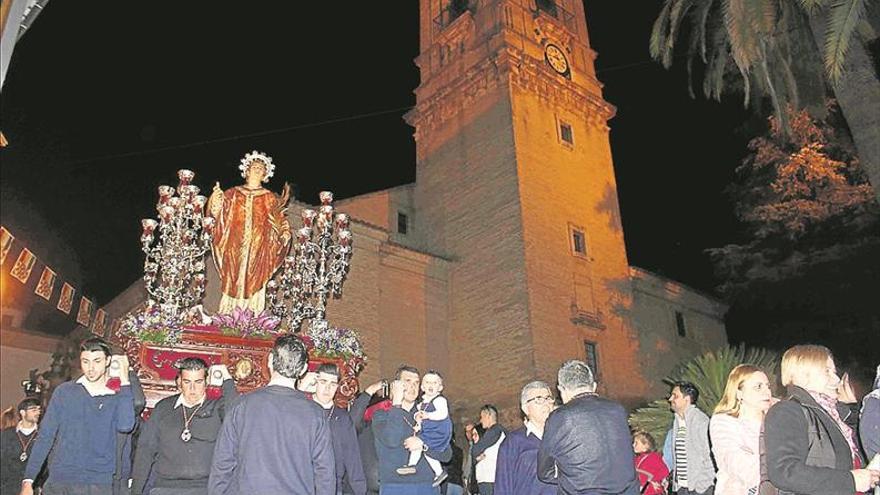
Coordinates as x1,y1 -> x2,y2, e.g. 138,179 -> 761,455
668,381 -> 715,495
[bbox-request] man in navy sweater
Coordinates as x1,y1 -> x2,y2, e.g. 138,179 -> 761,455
21,337 -> 137,495
208,335 -> 335,495
372,376 -> 452,495
494,381 -> 556,495
313,363 -> 367,495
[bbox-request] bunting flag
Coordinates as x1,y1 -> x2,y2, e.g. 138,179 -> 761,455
2,225 -> 110,325
34,266 -> 57,300
77,297 -> 93,327
57,282 -> 75,314
0,227 -> 13,266
10,248 -> 36,283
92,308 -> 106,335
109,318 -> 122,339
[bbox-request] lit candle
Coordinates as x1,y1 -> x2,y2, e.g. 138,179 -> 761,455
301,209 -> 317,227
178,169 -> 195,185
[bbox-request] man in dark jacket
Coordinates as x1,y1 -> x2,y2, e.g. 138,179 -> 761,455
350,366 -> 422,495
470,404 -> 505,495
372,378 -> 452,495
131,358 -> 238,495
0,398 -> 43,493
208,335 -> 335,495
313,363 -> 367,495
115,366 -> 146,495
537,359 -> 639,495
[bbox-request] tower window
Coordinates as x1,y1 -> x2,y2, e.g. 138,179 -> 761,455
435,0 -> 470,31
571,228 -> 586,256
559,121 -> 574,146
536,0 -> 559,17
675,310 -> 687,337
584,340 -> 599,377
397,212 -> 408,235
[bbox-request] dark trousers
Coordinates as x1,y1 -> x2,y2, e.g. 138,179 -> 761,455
478,482 -> 494,495
43,483 -> 113,495
148,488 -> 208,495
676,487 -> 714,495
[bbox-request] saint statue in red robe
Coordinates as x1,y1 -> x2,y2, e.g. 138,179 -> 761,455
207,151 -> 291,314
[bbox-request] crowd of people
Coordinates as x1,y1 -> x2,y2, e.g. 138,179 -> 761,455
1,336 -> 878,495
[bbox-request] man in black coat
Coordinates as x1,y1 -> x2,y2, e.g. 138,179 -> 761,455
537,359 -> 640,495
208,335 -> 335,495
0,398 -> 43,494
131,358 -> 238,495
312,363 -> 366,495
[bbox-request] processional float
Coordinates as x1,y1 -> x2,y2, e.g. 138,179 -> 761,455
115,153 -> 364,409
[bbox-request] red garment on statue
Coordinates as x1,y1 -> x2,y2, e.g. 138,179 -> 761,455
634,451 -> 670,495
211,186 -> 288,302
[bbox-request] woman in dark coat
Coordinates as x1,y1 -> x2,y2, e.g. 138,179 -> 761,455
764,345 -> 879,494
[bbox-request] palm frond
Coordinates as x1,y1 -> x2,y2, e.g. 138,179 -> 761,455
650,0 -> 675,62
692,0 -> 718,62
702,25 -> 730,100
797,0 -> 829,12
724,0 -> 761,72
824,0 -> 867,84
665,0 -> 699,67
629,345 -> 781,445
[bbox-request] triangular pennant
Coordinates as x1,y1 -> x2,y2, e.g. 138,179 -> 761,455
92,308 -> 107,335
110,318 -> 123,339
10,248 -> 36,283
0,226 -> 13,266
77,297 -> 93,326
34,266 -> 57,301
57,283 -> 75,314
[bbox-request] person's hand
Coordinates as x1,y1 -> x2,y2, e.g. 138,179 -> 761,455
838,373 -> 857,404
476,453 -> 486,462
208,364 -> 232,382
113,355 -> 131,385
414,411 -> 426,422
19,480 -> 34,495
389,380 -> 406,406
404,435 -> 424,452
364,380 -> 386,396
851,469 -> 880,492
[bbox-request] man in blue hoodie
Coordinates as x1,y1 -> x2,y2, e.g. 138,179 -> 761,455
21,337 -> 136,495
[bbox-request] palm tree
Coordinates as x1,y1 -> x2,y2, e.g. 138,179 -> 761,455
649,0 -> 880,202
628,345 -> 780,445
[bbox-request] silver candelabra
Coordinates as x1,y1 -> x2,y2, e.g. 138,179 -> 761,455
267,191 -> 352,332
140,169 -> 213,320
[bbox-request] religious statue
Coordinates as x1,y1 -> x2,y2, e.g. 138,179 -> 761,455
207,151 -> 292,314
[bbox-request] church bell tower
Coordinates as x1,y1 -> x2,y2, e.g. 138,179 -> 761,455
406,0 -> 648,417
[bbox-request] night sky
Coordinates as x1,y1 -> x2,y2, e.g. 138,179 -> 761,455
1,1 -> 754,310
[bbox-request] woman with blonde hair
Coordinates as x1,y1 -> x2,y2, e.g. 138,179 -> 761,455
764,344 -> 879,494
710,364 -> 773,495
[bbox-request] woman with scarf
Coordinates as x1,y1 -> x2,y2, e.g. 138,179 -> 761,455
764,345 -> 879,494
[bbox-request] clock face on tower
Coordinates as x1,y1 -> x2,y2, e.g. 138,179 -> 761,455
544,44 -> 569,75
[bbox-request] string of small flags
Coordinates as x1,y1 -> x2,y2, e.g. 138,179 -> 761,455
1,225 -> 116,337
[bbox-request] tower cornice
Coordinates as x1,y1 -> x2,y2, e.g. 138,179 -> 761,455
405,46 -> 615,158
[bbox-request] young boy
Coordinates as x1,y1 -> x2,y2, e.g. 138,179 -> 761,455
402,369 -> 452,486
